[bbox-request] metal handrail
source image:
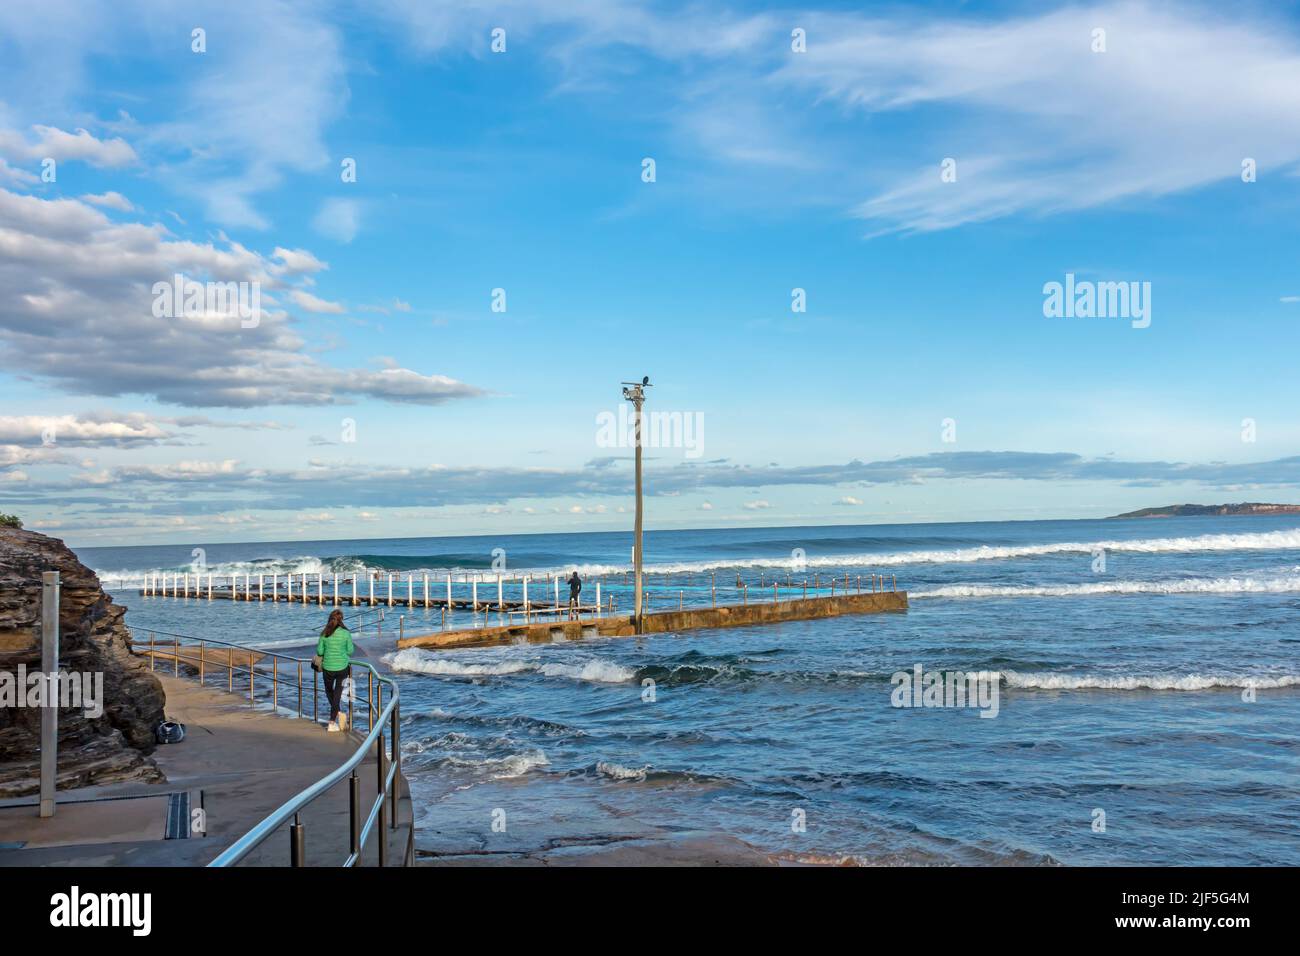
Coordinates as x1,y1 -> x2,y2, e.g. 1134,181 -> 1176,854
128,627 -> 407,867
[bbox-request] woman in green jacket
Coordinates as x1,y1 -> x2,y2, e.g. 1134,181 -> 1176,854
317,609 -> 355,732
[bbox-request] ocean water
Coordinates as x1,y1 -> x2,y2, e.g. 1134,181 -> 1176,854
79,516 -> 1300,865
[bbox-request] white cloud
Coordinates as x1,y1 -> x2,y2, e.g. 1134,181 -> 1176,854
743,499 -> 771,510
274,247 -> 328,275
0,125 -> 136,167
775,3 -> 1300,232
0,413 -> 169,446
835,496 -> 863,506
0,188 -> 486,407
312,198 -> 361,243
0,158 -> 38,186
79,191 -> 134,212
290,289 -> 346,314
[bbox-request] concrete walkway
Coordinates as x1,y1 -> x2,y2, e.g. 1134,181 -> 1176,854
0,674 -> 413,866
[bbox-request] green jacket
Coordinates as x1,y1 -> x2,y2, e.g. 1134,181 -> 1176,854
316,626 -> 354,672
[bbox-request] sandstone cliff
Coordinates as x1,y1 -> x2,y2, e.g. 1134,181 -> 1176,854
0,527 -> 166,797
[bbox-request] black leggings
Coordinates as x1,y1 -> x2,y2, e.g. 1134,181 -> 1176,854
323,667 -> 351,722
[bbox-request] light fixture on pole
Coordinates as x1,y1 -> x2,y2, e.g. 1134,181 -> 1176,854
621,376 -> 651,633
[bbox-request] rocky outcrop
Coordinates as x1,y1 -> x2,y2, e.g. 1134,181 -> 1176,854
1109,502 -> 1300,518
0,527 -> 165,797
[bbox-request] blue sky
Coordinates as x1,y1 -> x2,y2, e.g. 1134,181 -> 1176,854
2,0 -> 1300,546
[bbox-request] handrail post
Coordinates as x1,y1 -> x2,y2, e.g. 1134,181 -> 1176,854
199,640 -> 205,684
349,770 -> 361,864
390,703 -> 401,828
377,732 -> 388,866
229,647 -> 234,692
290,812 -> 305,866
249,650 -> 255,705
297,661 -> 303,718
173,638 -> 179,677
273,657 -> 279,711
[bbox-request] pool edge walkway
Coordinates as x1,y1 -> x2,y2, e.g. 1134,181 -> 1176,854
0,674 -> 413,867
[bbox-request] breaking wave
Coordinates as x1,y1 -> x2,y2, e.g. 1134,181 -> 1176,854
913,574 -> 1300,599
385,649 -> 636,684
1000,671 -> 1300,691
94,528 -> 1300,582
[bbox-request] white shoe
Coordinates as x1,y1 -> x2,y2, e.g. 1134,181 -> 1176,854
327,721 -> 340,732
338,711 -> 349,731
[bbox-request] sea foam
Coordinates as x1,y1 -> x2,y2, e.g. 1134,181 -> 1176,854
912,573 -> 1300,599
999,671 -> 1300,691
385,649 -> 636,684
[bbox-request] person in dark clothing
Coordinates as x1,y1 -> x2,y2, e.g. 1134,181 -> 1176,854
567,571 -> 582,620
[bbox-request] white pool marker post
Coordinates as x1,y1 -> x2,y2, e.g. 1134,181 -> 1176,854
386,573 -> 394,607
595,581 -> 601,616
207,574 -> 213,600
271,573 -> 277,601
446,574 -> 452,610
497,575 -> 504,612
523,576 -> 529,621
316,572 -> 323,605
352,575 -> 359,606
258,574 -> 264,601
554,577 -> 560,613
423,573 -> 430,609
333,573 -> 339,606
368,575 -> 374,606
407,573 -> 413,607
472,576 -> 478,613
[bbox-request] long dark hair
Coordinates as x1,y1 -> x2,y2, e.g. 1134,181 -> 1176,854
321,609 -> 345,637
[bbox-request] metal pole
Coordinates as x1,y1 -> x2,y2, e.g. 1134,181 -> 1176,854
391,703 -> 401,827
290,813 -> 305,866
377,733 -> 388,866
349,770 -> 361,863
39,571 -> 59,818
632,392 -> 645,633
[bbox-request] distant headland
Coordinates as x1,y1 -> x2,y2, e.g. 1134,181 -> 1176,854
1107,502 -> 1300,519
